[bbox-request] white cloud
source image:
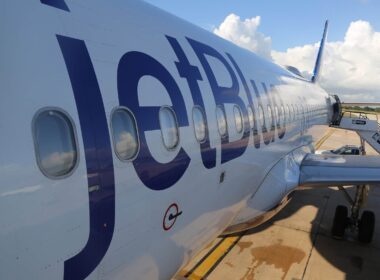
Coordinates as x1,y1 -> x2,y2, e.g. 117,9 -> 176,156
116,131 -> 138,159
273,20 -> 380,101
214,15 -> 380,102
213,14 -> 272,59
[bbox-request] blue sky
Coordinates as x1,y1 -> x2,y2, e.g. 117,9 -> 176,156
144,0 -> 380,101
145,0 -> 380,51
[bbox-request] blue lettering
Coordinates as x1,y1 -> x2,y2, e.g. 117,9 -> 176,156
117,51 -> 191,190
251,80 -> 270,145
227,54 -> 261,149
187,38 -> 250,164
56,35 -> 115,280
270,85 -> 286,139
166,36 -> 217,169
40,0 -> 70,11
261,82 -> 276,143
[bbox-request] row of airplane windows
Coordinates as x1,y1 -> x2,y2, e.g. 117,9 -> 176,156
32,104 -> 327,179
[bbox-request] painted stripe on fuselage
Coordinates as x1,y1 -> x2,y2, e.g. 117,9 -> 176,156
57,35 -> 115,280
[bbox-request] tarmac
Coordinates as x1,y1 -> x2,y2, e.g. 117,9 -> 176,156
175,128 -> 380,280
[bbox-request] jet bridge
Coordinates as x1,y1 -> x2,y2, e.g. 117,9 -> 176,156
331,110 -> 380,154
316,105 -> 380,243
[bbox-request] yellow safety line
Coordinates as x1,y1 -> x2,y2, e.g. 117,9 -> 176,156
180,129 -> 335,280
315,129 -> 335,149
184,236 -> 240,280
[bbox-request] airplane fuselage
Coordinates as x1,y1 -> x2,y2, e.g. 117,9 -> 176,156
0,1 -> 332,279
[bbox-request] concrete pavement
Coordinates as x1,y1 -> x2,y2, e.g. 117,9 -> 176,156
176,128 -> 380,280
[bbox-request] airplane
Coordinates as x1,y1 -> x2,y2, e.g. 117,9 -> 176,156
1,0 -> 380,279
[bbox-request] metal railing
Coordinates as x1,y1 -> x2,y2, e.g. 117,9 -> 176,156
342,110 -> 379,122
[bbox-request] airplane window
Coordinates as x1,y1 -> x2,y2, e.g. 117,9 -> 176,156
275,105 -> 280,124
291,105 -> 295,121
33,109 -> 78,178
216,106 -> 227,137
159,106 -> 179,150
259,105 -> 265,127
267,105 -> 273,126
233,105 -> 243,133
192,106 -> 207,143
297,106 -> 300,120
291,105 -> 294,122
251,107 -> 257,128
302,106 -> 306,122
247,106 -> 254,129
280,105 -> 285,124
111,108 -> 139,161
302,106 -> 306,126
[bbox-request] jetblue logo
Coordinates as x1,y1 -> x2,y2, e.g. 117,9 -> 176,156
42,1 -> 286,190
118,36 -> 286,190
59,34 -> 286,191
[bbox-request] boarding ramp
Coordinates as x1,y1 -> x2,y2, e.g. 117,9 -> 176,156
331,111 -> 380,154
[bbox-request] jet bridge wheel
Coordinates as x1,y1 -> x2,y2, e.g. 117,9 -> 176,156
358,210 -> 375,243
332,205 -> 348,239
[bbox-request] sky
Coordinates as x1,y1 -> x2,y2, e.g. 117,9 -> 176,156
145,0 -> 380,102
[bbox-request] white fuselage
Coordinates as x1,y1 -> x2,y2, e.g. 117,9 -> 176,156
0,1 -> 332,279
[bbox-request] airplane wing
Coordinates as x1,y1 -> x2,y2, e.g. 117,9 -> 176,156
299,154 -> 380,188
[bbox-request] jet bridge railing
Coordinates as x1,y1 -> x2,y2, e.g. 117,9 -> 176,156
334,111 -> 379,132
342,110 -> 378,122
331,110 -> 380,154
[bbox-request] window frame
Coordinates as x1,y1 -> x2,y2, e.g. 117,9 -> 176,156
233,105 -> 244,134
267,105 -> 274,127
216,105 -> 228,137
258,105 -> 265,127
32,107 -> 80,180
110,106 -> 140,162
291,105 -> 296,121
247,105 -> 255,129
159,105 -> 180,151
275,105 -> 280,125
286,105 -> 291,124
192,105 -> 208,143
